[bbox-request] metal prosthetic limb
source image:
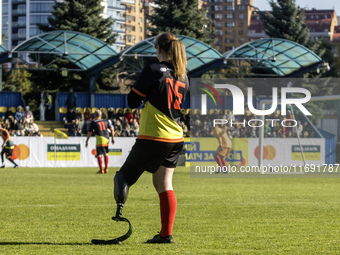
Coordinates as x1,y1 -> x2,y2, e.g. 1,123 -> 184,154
114,171 -> 130,218
91,172 -> 133,245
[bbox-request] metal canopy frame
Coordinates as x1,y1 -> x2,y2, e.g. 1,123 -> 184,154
0,33 -> 325,79
10,30 -> 119,72
119,35 -> 223,77
223,38 -> 324,77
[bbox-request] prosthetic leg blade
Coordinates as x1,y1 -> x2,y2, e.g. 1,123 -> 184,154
91,217 -> 133,245
91,239 -> 121,245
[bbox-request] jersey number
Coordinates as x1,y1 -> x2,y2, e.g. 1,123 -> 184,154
167,78 -> 186,110
98,122 -> 105,131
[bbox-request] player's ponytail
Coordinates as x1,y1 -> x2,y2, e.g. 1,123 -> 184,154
155,33 -> 187,80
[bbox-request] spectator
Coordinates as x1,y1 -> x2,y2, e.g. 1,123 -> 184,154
30,119 -> 39,136
15,106 -> 24,123
116,108 -> 124,122
122,118 -> 131,137
124,108 -> 134,124
303,130 -> 309,138
45,92 -> 53,120
114,119 -> 123,137
39,89 -> 48,121
14,106 -> 24,132
108,108 -> 115,122
22,119 -> 39,136
201,121 -> 210,137
180,121 -> 188,137
63,107 -> 77,131
70,118 -> 82,136
24,106 -> 34,124
283,110 -> 294,136
75,108 -> 83,121
264,123 -> 271,137
82,108 -> 92,135
84,108 -> 92,122
4,107 -> 14,122
65,87 -> 77,110
63,107 -> 77,124
132,109 -> 140,124
130,118 -> 139,137
9,119 -> 19,136
36,131 -> 43,137
23,121 -> 31,136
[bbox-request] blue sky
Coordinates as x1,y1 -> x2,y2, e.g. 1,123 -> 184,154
255,0 -> 340,15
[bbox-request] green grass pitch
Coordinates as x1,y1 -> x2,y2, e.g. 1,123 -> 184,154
0,167 -> 339,254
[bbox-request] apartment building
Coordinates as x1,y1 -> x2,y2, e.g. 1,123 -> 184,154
2,0 -> 55,51
104,0 -> 126,52
204,0 -> 255,53
248,9 -> 339,42
1,0 -> 146,55
121,0 -> 145,48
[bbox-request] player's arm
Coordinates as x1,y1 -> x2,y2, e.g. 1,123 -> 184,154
86,122 -> 96,148
107,121 -> 115,144
111,128 -> 115,144
85,131 -> 92,148
128,65 -> 154,108
128,89 -> 145,109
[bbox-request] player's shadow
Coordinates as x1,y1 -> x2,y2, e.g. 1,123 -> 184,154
0,241 -> 92,246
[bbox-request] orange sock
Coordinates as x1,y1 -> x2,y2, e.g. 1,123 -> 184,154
97,156 -> 103,172
215,154 -> 223,168
159,190 -> 177,237
104,154 -> 109,169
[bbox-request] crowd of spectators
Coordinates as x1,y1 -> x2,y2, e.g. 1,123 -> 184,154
0,106 -> 43,137
62,104 -> 318,139
189,104 -> 318,139
3,102 -> 317,139
63,107 -> 140,137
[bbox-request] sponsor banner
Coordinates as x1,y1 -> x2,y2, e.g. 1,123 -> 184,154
8,136 -> 325,168
184,138 -> 325,167
291,145 -> 320,161
47,144 -> 81,161
248,138 -> 325,166
10,137 -> 136,168
185,137 -> 248,166
108,148 -> 123,156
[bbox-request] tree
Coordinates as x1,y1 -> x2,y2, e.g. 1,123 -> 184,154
260,0 -> 337,126
260,0 -> 310,47
38,0 -> 116,45
259,0 -> 330,66
148,0 -> 216,46
30,0 -> 118,92
2,63 -> 33,93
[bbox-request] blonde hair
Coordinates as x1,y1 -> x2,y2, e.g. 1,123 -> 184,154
155,32 -> 187,80
94,110 -> 102,119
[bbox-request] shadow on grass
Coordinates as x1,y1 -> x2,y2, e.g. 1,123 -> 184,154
0,241 -> 92,246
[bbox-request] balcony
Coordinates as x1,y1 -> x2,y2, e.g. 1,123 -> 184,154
12,22 -> 26,28
11,0 -> 26,3
12,9 -> 27,15
121,0 -> 135,4
12,33 -> 27,40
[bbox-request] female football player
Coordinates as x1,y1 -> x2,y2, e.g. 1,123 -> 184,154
113,32 -> 189,243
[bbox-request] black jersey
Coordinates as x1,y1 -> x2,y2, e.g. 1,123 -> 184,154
131,61 -> 189,143
88,119 -> 113,147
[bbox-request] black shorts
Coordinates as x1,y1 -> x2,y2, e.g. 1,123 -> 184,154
96,146 -> 109,156
119,139 -> 184,185
1,148 -> 13,157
